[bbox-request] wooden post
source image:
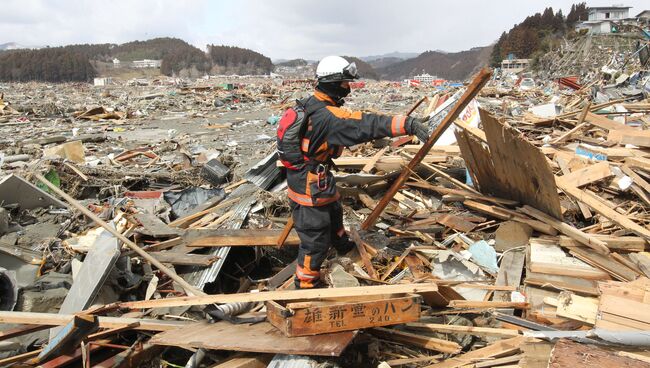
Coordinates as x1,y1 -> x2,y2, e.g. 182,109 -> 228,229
361,68 -> 492,229
33,173 -> 206,297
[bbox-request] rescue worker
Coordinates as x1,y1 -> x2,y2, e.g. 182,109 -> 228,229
288,55 -> 429,288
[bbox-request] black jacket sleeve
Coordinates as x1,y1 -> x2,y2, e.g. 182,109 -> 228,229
320,106 -> 413,147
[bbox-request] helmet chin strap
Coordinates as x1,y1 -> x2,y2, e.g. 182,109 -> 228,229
317,82 -> 351,106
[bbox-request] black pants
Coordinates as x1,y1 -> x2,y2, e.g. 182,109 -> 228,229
291,200 -> 351,288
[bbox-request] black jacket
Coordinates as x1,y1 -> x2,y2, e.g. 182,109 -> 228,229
287,89 -> 413,206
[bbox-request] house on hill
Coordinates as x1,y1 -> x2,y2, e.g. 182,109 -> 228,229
575,5 -> 632,34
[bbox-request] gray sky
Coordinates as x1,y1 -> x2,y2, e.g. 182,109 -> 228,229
1,0 -> 647,60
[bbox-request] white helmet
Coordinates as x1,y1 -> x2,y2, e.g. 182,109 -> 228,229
316,55 -> 359,82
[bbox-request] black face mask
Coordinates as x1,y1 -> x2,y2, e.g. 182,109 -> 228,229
317,82 -> 350,105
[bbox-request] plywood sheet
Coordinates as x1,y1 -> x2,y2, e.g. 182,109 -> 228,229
480,109 -> 562,218
149,321 -> 355,356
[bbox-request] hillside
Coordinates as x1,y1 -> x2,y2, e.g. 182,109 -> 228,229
378,46 -> 493,81
208,45 -> 273,75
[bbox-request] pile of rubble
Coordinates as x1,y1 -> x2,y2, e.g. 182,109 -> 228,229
0,34 -> 649,368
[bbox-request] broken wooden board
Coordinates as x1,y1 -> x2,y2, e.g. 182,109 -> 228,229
555,161 -> 612,188
463,200 -> 557,235
149,321 -> 355,357
0,311 -> 190,331
121,283 -> 440,309
133,213 -> 180,237
596,278 -> 650,331
370,327 -> 462,354
528,239 -> 610,280
608,129 -> 650,148
584,112 -> 634,131
551,291 -> 598,325
405,322 -> 520,338
494,221 -> 532,252
570,246 -> 638,282
266,294 -> 420,337
424,336 -> 526,368
457,109 -> 562,218
548,339 -> 649,368
149,252 -> 220,266
557,182 -> 650,241
558,235 -> 647,252
524,271 -> 599,296
50,226 -> 120,340
184,229 -> 300,247
521,205 -> 610,255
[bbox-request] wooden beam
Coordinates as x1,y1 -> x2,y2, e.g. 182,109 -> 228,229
447,301 -> 529,309
361,68 -> 492,229
362,146 -> 389,173
149,252 -> 220,266
405,323 -> 520,338
558,235 -> 646,252
555,162 -> 612,188
464,200 -> 557,235
520,205 -> 610,255
370,327 -> 461,354
120,283 -> 440,309
424,336 -> 526,368
0,312 -> 190,331
584,111 -> 634,131
185,229 -> 300,247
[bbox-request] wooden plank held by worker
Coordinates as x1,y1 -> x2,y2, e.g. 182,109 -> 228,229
266,294 -> 420,337
361,68 -> 492,229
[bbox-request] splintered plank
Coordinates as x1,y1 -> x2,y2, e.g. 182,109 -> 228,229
370,327 -> 461,354
120,283 -> 440,309
558,235 -> 646,252
149,321 -> 355,356
570,247 -> 638,282
549,339 -> 649,368
557,182 -> 650,241
528,239 -> 610,280
608,129 -> 650,147
463,200 -> 557,235
184,229 -> 300,247
555,161 -> 612,188
520,205 -> 610,255
0,311 -> 190,331
435,213 -> 476,232
424,336 -> 526,368
148,252 -> 220,266
584,112 -> 634,131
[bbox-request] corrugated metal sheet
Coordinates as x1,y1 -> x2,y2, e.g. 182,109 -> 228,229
244,151 -> 281,190
183,184 -> 258,289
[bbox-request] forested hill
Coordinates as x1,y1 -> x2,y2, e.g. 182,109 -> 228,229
0,38 -> 274,82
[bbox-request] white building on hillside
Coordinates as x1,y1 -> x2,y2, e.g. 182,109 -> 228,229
413,73 -> 438,84
132,59 -> 162,68
575,5 -> 631,34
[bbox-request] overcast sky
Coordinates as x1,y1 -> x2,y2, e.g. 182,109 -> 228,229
1,0 -> 647,60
